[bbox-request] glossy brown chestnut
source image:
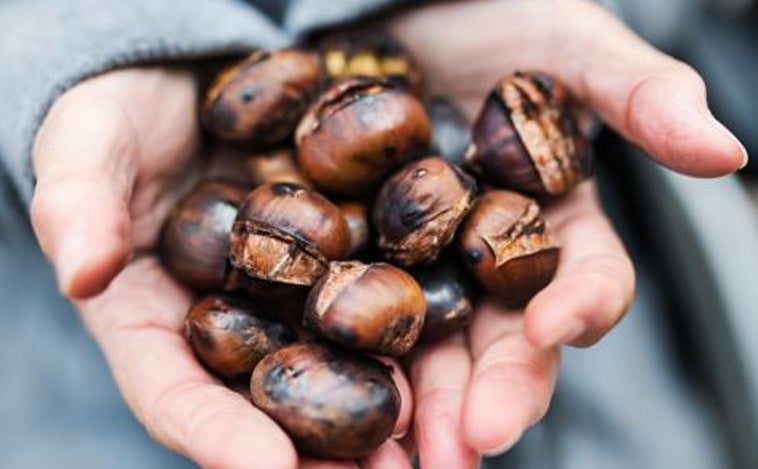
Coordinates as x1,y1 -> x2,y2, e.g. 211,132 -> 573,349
459,190 -> 559,306
185,294 -> 295,378
161,180 -> 247,291
202,49 -> 321,145
338,202 -> 371,256
426,96 -> 472,167
465,71 -> 593,196
374,156 -> 477,266
246,148 -> 312,188
411,256 -> 475,343
296,77 -> 431,196
229,183 -> 350,286
251,342 -> 400,459
304,261 -> 426,356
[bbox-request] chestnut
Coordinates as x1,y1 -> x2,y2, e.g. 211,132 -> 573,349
374,156 -> 477,266
185,294 -> 295,378
160,179 -> 247,291
304,261 -> 426,356
246,148 -> 312,188
411,255 -> 475,343
464,71 -> 593,196
229,183 -> 350,286
426,96 -> 472,167
251,342 -> 400,459
202,49 -> 322,145
338,201 -> 371,256
296,77 -> 431,196
458,190 -> 559,306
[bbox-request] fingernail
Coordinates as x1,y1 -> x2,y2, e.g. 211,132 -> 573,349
55,224 -> 89,294
391,429 -> 408,440
543,317 -> 585,348
707,112 -> 749,169
481,431 -> 523,457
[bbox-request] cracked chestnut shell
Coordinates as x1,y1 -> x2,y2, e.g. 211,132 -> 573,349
246,148 -> 312,188
465,71 -> 593,196
185,294 -> 294,378
229,183 -> 350,286
411,256 -> 475,343
458,190 -> 559,306
160,180 -> 247,291
202,49 -> 321,145
426,96 -> 472,167
339,202 -> 371,256
296,77 -> 431,196
374,156 -> 477,266
304,261 -> 426,356
251,342 -> 400,459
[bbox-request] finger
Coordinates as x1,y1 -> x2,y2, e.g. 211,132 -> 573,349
31,87 -> 137,299
525,183 -> 635,348
359,440 -> 414,469
464,301 -> 560,456
409,333 -> 479,469
78,257 -> 297,469
374,357 -> 413,439
300,459 -> 359,469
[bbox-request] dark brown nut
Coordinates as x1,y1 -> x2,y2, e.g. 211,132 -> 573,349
205,142 -> 256,187
185,294 -> 295,378
304,261 -> 426,356
374,157 -> 477,266
319,30 -> 423,93
246,148 -> 312,188
459,190 -> 559,306
296,77 -> 431,196
426,96 -> 472,167
202,49 -> 322,145
465,71 -> 593,196
229,183 -> 350,286
411,256 -> 475,343
251,342 -> 400,459
160,180 -> 247,291
338,202 -> 371,256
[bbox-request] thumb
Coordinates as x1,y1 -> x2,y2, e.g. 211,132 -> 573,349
31,89 -> 137,299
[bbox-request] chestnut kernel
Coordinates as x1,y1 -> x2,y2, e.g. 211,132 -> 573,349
374,156 -> 477,266
202,49 -> 322,145
296,77 -> 431,196
465,71 -> 593,196
185,294 -> 294,378
229,183 -> 349,286
459,190 -> 559,306
246,148 -> 312,188
426,96 -> 472,167
160,180 -> 247,291
304,261 -> 426,356
338,202 -> 371,256
251,342 -> 400,459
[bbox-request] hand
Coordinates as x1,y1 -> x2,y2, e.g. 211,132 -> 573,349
30,68 -> 414,469
388,1 -> 747,467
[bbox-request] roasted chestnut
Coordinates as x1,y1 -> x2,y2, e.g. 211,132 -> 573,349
296,77 -> 431,196
304,261 -> 425,356
426,96 -> 472,167
465,71 -> 593,196
229,183 -> 350,286
202,49 -> 322,145
459,190 -> 559,306
161,179 -> 247,291
374,156 -> 477,266
411,255 -> 475,342
185,294 -> 295,378
246,148 -> 312,188
251,342 -> 400,459
339,201 -> 371,256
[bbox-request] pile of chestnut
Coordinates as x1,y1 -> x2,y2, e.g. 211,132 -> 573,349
161,32 -> 593,460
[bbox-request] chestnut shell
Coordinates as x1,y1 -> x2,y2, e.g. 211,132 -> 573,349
339,201 -> 371,256
251,342 -> 401,459
246,148 -> 312,188
426,96 -> 471,166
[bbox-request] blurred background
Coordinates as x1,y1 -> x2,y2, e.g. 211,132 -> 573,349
1,1 -> 757,468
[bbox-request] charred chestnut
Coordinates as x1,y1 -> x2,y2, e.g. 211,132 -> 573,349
304,261 -> 425,356
411,256 -> 475,342
459,190 -> 559,306
229,183 -> 350,286
246,148 -> 312,188
202,49 -> 321,145
296,77 -> 431,196
339,202 -> 371,256
161,180 -> 247,291
251,342 -> 400,459
426,96 -> 472,167
185,294 -> 294,378
374,156 -> 476,266
465,72 -> 593,196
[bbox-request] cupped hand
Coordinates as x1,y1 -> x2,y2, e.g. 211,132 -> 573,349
30,68 -> 414,469
388,0 -> 747,467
